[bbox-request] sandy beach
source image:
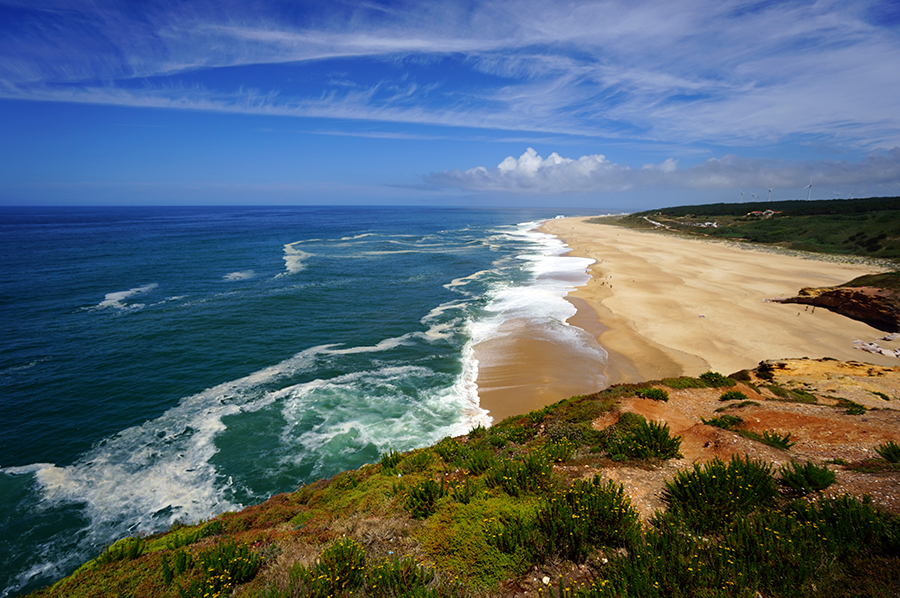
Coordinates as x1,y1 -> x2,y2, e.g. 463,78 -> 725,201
475,216 -> 898,422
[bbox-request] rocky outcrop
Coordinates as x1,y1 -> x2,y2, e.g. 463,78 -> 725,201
775,286 -> 900,332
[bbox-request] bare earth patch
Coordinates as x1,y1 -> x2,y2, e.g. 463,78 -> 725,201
585,359 -> 900,522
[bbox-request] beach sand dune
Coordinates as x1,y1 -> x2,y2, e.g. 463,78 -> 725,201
476,216 -> 898,421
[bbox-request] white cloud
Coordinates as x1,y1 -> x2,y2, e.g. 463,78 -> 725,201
1,0 -> 900,148
425,147 -> 900,194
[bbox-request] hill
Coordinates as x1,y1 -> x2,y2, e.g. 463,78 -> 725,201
608,197 -> 900,260
26,360 -> 900,598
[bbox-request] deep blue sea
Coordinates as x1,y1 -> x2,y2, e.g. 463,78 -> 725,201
0,205 -> 608,595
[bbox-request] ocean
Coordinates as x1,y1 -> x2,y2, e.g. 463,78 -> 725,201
0,205 -> 609,595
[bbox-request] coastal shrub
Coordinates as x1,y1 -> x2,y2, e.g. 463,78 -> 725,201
719,390 -> 748,402
714,400 -> 760,412
485,453 -> 553,496
699,371 -> 735,387
493,422 -> 536,444
379,449 -> 403,474
875,440 -> 900,463
660,376 -> 708,389
635,387 -> 669,401
160,548 -> 193,586
367,555 -> 436,598
488,477 -> 639,565
839,399 -> 867,415
433,436 -> 468,465
181,539 -> 260,598
626,420 -> 682,460
96,536 -> 145,565
401,450 -> 433,473
451,477 -> 477,504
661,455 -> 777,533
289,538 -> 366,598
467,424 -> 487,439
607,418 -> 682,461
762,430 -> 796,450
779,460 -> 837,494
541,437 -> 579,463
736,428 -> 795,449
465,448 -> 494,475
546,422 -> 585,443
873,391 -> 891,401
701,414 -> 743,430
537,477 -> 640,563
405,479 -> 448,518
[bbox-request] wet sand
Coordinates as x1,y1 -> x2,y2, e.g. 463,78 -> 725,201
475,216 -> 897,422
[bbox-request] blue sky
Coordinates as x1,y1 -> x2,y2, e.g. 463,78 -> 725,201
2,0 -> 900,208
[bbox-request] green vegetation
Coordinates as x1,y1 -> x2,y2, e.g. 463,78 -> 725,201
699,371 -> 735,387
701,414 -> 743,430
875,440 -> 900,463
24,373 -> 900,598
779,460 -> 837,495
608,196 -> 900,259
635,387 -> 669,401
719,390 -> 748,402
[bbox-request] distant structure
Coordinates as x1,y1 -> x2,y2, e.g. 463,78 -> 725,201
747,209 -> 781,218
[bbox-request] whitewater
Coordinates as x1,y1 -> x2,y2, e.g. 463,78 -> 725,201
0,205 -> 608,595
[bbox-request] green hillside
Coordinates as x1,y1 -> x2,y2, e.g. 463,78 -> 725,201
26,374 -> 900,598
608,197 -> 900,260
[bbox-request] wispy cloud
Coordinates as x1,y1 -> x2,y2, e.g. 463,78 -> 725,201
2,0 -> 899,148
425,147 -> 900,193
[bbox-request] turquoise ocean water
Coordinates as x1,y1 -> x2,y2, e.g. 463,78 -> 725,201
0,206 -> 610,595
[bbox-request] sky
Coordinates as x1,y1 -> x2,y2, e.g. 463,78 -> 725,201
2,0 -> 900,208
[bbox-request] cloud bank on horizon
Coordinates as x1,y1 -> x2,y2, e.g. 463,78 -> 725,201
427,147 -> 900,194
2,0 -> 900,203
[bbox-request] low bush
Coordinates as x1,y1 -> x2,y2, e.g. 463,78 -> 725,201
181,539 -> 260,598
488,477 -> 640,565
763,430 -> 795,450
714,400 -> 760,412
485,453 -> 553,496
699,371 -> 735,387
701,414 -> 743,430
405,479 -> 448,518
450,477 -> 477,504
635,387 -> 669,401
875,440 -> 900,463
662,455 -> 777,533
379,449 -> 403,474
95,536 -> 144,565
433,436 -> 468,465
465,448 -> 494,475
541,437 -> 579,463
608,419 -> 682,461
401,450 -> 433,474
367,555 -> 436,598
719,390 -> 748,402
289,538 -> 366,598
779,460 -> 837,494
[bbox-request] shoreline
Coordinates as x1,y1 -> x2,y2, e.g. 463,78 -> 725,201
476,215 -> 899,423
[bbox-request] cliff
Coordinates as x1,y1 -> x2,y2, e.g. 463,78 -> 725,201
26,359 -> 900,598
775,285 -> 900,332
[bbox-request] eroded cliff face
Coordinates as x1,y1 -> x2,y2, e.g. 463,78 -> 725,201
776,286 -> 900,332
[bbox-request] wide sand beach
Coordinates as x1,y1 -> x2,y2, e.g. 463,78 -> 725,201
476,215 -> 898,422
